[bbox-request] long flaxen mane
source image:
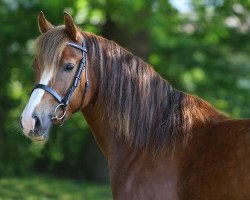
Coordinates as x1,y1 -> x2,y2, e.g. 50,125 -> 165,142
85,32 -> 224,151
36,27 -> 221,151
85,32 -> 194,151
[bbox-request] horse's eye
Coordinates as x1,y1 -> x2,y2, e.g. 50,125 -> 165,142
64,63 -> 75,72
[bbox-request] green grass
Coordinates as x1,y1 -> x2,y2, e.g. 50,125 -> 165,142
0,175 -> 112,200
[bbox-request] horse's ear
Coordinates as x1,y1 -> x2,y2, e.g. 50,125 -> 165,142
38,11 -> 54,33
64,12 -> 81,41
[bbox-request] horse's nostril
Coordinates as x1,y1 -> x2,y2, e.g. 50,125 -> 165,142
33,115 -> 41,131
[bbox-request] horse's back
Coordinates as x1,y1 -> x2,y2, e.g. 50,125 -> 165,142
179,119 -> 250,200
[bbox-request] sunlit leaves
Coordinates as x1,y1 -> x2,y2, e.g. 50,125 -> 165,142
1,0 -> 250,179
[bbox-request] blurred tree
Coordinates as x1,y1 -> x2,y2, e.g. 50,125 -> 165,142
0,0 -> 249,182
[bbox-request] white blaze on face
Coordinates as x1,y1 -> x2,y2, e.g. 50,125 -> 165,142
21,67 -> 54,135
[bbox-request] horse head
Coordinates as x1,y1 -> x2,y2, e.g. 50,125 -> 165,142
20,12 -> 92,141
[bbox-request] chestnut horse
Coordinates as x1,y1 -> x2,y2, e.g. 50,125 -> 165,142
21,12 -> 250,200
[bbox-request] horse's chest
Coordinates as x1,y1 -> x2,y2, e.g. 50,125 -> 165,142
110,155 -> 178,200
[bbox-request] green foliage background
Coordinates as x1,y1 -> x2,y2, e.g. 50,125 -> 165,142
0,0 -> 249,181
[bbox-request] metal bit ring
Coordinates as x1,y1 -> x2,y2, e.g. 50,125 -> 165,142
51,103 -> 67,121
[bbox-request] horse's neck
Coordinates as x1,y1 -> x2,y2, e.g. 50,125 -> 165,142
81,39 -> 227,156
82,92 -> 227,158
81,102 -> 112,158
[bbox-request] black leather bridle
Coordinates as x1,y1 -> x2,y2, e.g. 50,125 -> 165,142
32,36 -> 88,125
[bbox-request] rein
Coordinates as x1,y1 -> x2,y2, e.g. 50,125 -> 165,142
32,36 -> 88,125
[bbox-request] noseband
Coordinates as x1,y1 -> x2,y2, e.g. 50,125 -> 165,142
32,36 -> 88,125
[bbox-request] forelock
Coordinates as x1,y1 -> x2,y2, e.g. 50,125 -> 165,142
35,26 -> 68,70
